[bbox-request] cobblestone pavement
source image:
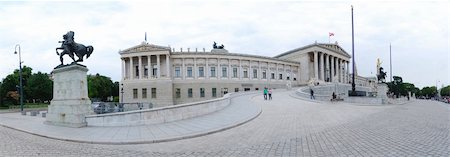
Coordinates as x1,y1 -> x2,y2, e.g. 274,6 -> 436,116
0,90 -> 449,156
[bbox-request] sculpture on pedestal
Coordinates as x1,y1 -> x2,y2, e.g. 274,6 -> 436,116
55,31 -> 94,66
377,67 -> 387,83
213,41 -> 225,49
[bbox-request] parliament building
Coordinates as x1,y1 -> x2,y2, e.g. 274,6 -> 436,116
119,41 -> 351,107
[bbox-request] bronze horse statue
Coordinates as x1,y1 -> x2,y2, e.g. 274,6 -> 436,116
377,67 -> 387,83
55,31 -> 94,65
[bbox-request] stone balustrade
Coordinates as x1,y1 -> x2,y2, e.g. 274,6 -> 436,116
85,92 -> 253,127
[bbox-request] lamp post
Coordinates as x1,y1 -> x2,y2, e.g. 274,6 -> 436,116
14,44 -> 24,112
120,83 -> 124,103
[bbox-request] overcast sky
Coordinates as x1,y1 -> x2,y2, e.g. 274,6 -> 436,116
0,0 -> 448,88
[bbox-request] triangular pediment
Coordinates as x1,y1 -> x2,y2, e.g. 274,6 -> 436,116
120,42 -> 170,54
275,43 -> 351,58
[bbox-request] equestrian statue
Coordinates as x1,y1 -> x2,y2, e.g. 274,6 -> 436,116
377,67 -> 387,83
55,31 -> 94,66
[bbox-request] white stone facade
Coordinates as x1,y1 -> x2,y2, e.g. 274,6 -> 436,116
119,42 -> 352,107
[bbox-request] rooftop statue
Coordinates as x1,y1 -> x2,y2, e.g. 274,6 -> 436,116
55,31 -> 94,66
213,41 -> 225,49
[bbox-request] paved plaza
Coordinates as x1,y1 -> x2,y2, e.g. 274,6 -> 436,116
0,90 -> 449,156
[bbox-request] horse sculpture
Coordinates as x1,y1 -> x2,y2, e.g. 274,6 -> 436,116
377,67 -> 387,83
55,31 -> 94,65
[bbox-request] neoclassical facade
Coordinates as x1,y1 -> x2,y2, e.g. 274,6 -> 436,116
119,42 -> 351,107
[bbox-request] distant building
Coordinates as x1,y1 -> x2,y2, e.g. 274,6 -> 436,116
119,41 -> 352,107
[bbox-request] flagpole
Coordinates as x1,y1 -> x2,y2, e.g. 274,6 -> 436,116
351,5 -> 356,94
389,43 -> 392,82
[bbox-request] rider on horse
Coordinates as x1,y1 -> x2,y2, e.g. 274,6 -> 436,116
62,31 -> 75,54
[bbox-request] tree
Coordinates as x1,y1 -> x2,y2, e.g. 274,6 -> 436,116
421,86 -> 437,98
1,74 -> 19,105
87,73 -> 114,101
27,72 -> 53,103
440,85 -> 450,97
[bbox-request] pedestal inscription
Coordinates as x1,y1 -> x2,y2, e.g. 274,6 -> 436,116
45,64 -> 93,127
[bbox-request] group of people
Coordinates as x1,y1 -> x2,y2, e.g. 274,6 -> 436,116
263,87 -> 273,100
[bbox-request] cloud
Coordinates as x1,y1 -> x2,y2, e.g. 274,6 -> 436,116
0,0 -> 448,88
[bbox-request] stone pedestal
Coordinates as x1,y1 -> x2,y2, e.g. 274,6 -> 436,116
377,83 -> 388,104
45,64 -> 93,127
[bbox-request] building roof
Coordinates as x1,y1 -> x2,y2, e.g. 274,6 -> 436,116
274,42 -> 351,58
119,42 -> 170,54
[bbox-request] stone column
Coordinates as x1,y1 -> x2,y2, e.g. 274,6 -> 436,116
129,57 -> 133,80
347,61 -> 350,83
258,61 -> 262,80
166,54 -> 170,78
138,56 -> 143,79
319,53 -> 324,81
228,59 -> 231,80
148,55 -> 152,78
182,58 -> 186,80
239,59 -> 242,80
324,54 -> 329,82
121,58 -> 125,79
338,59 -> 342,83
313,51 -> 318,80
194,57 -> 197,79
331,56 -> 335,82
217,58 -> 220,80
157,55 -> 161,78
206,58 -> 209,79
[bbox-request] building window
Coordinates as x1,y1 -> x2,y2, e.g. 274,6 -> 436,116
144,66 -> 148,77
142,88 -> 147,99
188,88 -> 193,98
187,67 -> 193,77
294,78 -> 297,81
198,67 -> 204,77
135,66 -> 139,78
262,70 -> 267,79
175,67 -> 181,78
176,88 -> 181,98
152,67 -> 157,77
210,67 -> 216,77
133,89 -> 138,99
212,88 -> 217,97
235,88 -> 239,92
244,88 -> 250,91
279,74 -> 283,80
271,73 -> 275,79
151,88 -> 156,98
233,68 -> 238,78
287,76 -> 290,80
243,69 -> 248,78
253,69 -> 258,78
200,88 -> 205,97
222,67 -> 227,78
255,88 -> 259,91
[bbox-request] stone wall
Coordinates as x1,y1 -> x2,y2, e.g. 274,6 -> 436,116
86,92 -> 254,127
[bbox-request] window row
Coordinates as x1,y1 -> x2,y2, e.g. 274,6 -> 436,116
175,87 -> 233,99
133,88 -> 157,99
174,66 -> 296,80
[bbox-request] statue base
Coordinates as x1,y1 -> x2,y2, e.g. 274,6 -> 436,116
45,64 -> 93,128
211,49 -> 228,53
376,83 -> 388,104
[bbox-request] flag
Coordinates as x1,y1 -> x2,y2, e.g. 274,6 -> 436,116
329,32 -> 334,36
145,32 -> 147,42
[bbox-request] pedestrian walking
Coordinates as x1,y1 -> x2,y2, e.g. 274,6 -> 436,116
268,88 -> 272,100
310,88 -> 315,99
263,88 -> 268,100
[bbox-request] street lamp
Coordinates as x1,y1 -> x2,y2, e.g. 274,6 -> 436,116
14,44 -> 24,112
120,83 -> 124,103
